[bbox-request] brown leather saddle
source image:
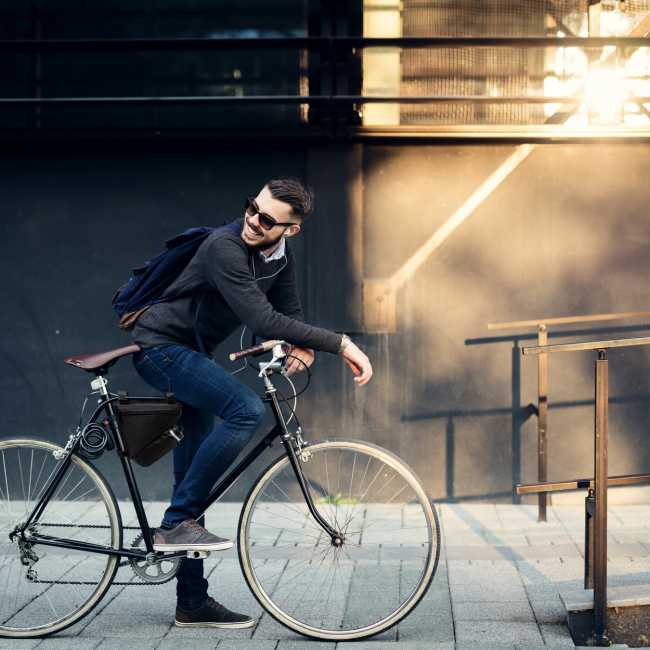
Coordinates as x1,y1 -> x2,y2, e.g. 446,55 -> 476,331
64,344 -> 142,374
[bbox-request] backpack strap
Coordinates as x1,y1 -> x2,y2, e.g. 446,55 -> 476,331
192,221 -> 241,358
195,292 -> 208,357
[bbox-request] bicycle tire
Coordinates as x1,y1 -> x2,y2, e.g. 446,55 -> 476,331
0,437 -> 122,638
238,438 -> 440,641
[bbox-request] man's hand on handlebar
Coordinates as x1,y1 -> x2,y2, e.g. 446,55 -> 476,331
342,342 -> 373,386
285,347 -> 314,377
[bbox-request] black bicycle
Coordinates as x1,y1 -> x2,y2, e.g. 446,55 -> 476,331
0,340 -> 440,640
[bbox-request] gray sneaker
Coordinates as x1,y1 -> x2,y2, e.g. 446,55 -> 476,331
153,519 -> 233,552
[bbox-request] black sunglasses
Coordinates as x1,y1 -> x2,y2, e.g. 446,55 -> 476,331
245,196 -> 296,231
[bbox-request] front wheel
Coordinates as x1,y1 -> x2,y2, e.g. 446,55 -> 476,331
238,438 -> 440,641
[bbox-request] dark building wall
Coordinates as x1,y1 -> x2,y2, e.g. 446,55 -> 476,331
2,142 -> 650,505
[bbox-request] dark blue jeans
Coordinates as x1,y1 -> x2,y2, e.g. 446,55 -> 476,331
133,344 -> 266,608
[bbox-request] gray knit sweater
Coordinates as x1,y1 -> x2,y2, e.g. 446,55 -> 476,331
131,220 -> 342,356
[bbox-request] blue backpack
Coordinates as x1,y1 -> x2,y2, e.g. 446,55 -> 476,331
112,221 -> 240,355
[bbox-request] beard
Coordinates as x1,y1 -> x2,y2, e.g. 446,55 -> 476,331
242,216 -> 285,251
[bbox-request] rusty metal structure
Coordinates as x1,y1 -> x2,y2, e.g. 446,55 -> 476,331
519,335 -> 650,645
489,310 -> 650,521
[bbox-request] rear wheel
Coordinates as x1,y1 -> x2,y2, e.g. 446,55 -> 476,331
238,438 -> 440,641
0,437 -> 122,638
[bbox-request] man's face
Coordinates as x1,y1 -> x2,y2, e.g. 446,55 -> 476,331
241,185 -> 301,251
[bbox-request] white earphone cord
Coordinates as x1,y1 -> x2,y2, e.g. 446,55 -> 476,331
231,251 -> 287,376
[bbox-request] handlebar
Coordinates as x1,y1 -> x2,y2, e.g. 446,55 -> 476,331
229,340 -> 280,361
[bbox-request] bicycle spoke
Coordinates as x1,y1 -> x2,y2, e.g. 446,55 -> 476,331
265,482 -> 325,533
342,547 -> 394,610
18,448 -> 27,507
242,441 -> 438,639
259,491 -> 321,528
344,463 -> 386,529
276,549 -> 332,611
249,520 -> 322,542
2,450 -> 13,526
346,490 -> 417,536
343,452 -> 357,539
260,545 -> 331,587
0,440 -> 118,635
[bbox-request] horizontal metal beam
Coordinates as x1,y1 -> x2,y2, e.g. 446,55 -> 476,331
517,473 -> 650,493
489,310 -> 650,330
349,125 -> 650,140
3,95 -> 650,107
523,336 -> 650,355
345,95 -> 650,104
0,96 -> 327,107
0,37 -> 327,53
345,36 -> 650,49
0,36 -> 649,54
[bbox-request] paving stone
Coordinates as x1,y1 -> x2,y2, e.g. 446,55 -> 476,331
36,639 -> 104,650
216,642 -> 276,650
0,641 -> 43,650
454,622 -> 544,644
524,585 -> 565,601
515,646 -> 573,650
252,614 -> 304,641
392,644 -> 454,650
447,569 -> 522,587
95,639 -> 160,650
539,625 -> 574,645
450,584 -> 528,603
397,616 -> 454,642
80,600 -> 173,638
455,642 -> 516,650
155,641 -> 219,650
452,601 -> 535,622
164,621 -> 257,640
276,642 -> 334,650
529,600 -> 567,624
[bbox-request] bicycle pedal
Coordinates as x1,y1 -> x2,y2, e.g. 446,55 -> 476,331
187,550 -> 211,559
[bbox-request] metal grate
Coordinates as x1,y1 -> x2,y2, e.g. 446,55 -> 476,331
392,0 -> 650,127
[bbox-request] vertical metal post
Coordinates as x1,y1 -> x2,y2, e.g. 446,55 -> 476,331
585,488 -> 595,588
593,349 -> 609,645
538,324 -> 548,522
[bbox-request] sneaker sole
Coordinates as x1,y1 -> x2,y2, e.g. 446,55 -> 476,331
174,619 -> 254,629
153,540 -> 234,552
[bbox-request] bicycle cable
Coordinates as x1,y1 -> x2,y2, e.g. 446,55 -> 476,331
76,389 -> 117,432
274,381 -> 302,431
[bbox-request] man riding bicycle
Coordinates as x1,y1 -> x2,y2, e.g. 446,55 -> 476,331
130,176 -> 373,629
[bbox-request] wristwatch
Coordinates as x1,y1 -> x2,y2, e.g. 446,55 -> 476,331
339,334 -> 352,354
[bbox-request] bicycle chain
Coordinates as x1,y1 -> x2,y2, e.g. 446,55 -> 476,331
39,523 -> 148,530
27,523 -> 160,586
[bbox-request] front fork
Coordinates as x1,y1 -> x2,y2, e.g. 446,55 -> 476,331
264,377 -> 340,542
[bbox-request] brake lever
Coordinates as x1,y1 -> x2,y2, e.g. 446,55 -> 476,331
258,342 -> 289,378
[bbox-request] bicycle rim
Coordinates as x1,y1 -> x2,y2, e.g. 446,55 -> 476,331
0,437 -> 121,637
238,439 -> 440,640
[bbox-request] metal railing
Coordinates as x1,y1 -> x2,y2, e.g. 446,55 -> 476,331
488,311 -> 650,521
2,35 -> 650,138
518,335 -> 650,645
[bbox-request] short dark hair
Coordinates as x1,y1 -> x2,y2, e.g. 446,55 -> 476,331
265,176 -> 314,222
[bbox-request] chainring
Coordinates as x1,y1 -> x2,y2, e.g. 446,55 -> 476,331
129,533 -> 184,584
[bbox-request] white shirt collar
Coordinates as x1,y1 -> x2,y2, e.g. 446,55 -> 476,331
258,236 -> 286,263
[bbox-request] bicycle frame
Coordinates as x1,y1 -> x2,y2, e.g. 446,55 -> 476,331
11,362 -> 337,563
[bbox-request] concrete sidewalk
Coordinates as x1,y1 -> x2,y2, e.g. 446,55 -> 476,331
5,502 -> 650,650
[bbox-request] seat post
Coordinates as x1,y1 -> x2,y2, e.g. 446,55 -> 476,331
90,375 -> 109,397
